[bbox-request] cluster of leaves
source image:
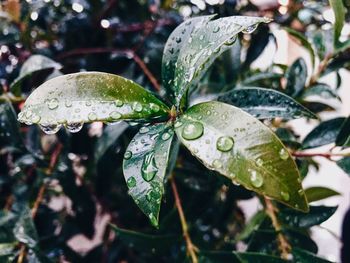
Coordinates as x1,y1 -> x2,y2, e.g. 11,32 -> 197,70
0,0 -> 349,262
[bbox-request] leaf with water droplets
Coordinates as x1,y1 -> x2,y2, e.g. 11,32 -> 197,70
10,54 -> 62,96
18,72 -> 170,134
168,15 -> 271,107
175,101 -> 308,211
217,87 -> 316,119
123,123 -> 175,227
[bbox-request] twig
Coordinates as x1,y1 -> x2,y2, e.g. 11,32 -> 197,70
264,197 -> 291,260
308,53 -> 333,87
292,151 -> 350,159
132,53 -> 161,91
169,176 -> 198,263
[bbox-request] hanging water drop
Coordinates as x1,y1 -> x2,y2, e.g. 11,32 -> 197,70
47,98 -> 59,110
216,136 -> 234,152
40,123 -> 62,134
224,36 -> 236,46
109,111 -> 121,120
127,177 -> 136,188
250,170 -> 264,188
141,152 -> 158,182
279,148 -> 289,160
182,122 -> 204,140
65,122 -> 83,133
242,24 -> 258,34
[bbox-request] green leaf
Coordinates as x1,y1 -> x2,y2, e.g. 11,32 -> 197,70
301,83 -> 340,101
172,15 -> 271,107
292,248 -> 334,262
199,251 -> 286,263
175,101 -> 308,212
123,123 -> 175,227
13,206 -> 38,248
279,205 -> 337,228
110,225 -> 179,253
329,0 -> 345,47
305,186 -> 340,203
94,122 -> 129,161
242,72 -> 282,86
10,55 -> 62,96
18,72 -> 170,133
285,58 -> 307,97
162,15 -> 214,98
217,87 -> 316,119
302,117 -> 345,149
236,211 -> 266,241
336,157 -> 350,175
284,27 -> 315,68
336,115 -> 350,146
0,243 -> 17,256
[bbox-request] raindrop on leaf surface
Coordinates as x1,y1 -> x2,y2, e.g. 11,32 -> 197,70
124,151 -> 132,160
109,111 -> 121,120
216,136 -> 234,152
47,98 -> 59,110
127,177 -> 136,188
279,148 -> 289,160
114,99 -> 123,107
249,170 -> 264,188
132,102 -> 143,112
212,159 -> 223,169
40,123 -> 62,134
141,152 -> 158,182
281,191 -> 290,201
65,122 -> 83,133
182,122 -> 204,140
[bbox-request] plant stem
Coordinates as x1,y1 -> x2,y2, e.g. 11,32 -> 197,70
264,197 -> 291,260
169,176 -> 199,263
292,151 -> 350,159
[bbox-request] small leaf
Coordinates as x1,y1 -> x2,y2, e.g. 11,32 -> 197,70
242,72 -> 282,86
172,15 -> 271,107
110,225 -> 179,253
285,58 -> 307,97
175,101 -> 308,212
305,187 -> 340,203
302,117 -> 345,149
236,211 -> 266,241
123,123 -> 175,227
335,115 -> 350,146
329,0 -> 345,47
10,55 -> 62,96
284,27 -> 316,68
217,87 -> 316,119
18,72 -> 170,133
279,205 -> 337,228
292,248 -> 334,262
301,83 -> 340,101
336,157 -> 350,175
13,206 -> 38,248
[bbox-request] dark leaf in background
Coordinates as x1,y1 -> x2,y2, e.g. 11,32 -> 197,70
336,116 -> 350,147
199,251 -> 286,263
336,157 -> 350,175
301,83 -> 340,101
13,206 -> 38,248
285,58 -> 307,97
305,187 -> 340,203
292,247 -> 333,262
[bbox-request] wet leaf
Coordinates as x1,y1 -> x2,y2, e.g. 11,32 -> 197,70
199,251 -> 286,263
285,58 -> 307,97
217,87 -> 316,119
336,157 -> 350,175
172,15 -> 271,107
329,0 -> 345,47
123,123 -> 175,227
175,101 -> 308,211
305,187 -> 340,203
335,115 -> 350,146
110,225 -> 179,253
279,205 -> 337,228
13,206 -> 38,248
284,27 -> 315,68
302,117 -> 345,149
301,83 -> 340,101
292,247 -> 333,262
10,55 -> 62,96
18,72 -> 170,134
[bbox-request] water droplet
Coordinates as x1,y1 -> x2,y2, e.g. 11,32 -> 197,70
47,98 -> 59,110
212,159 -> 223,169
213,26 -> 220,33
88,112 -> 97,121
224,36 -> 236,46
65,100 -> 72,107
141,152 -> 158,182
242,24 -> 258,34
175,37 -> 181,43
150,103 -> 160,112
250,170 -> 264,188
40,123 -> 62,134
149,213 -> 158,227
229,172 -> 236,179
256,158 -> 264,167
139,126 -> 150,134
31,114 -> 41,124
114,100 -> 124,107
174,120 -> 183,128
182,122 -> 204,140
85,101 -> 92,106
298,189 -> 304,196
279,148 -> 289,160
281,191 -> 290,201
65,122 -> 83,133
132,102 -> 143,113
216,136 -> 234,152
109,111 -> 121,120
161,132 -> 171,141
124,151 -> 132,160
127,177 -> 136,188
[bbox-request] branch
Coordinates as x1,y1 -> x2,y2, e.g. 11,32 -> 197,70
169,176 -> 198,263
292,151 -> 350,159
264,197 -> 291,260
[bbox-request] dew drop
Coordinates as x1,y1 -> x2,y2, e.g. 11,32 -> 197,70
213,26 -> 220,33
65,100 -> 72,107
31,114 -> 41,124
150,103 -> 160,113
124,151 -> 132,160
279,148 -> 289,160
174,120 -> 183,128
85,101 -> 92,106
224,36 -> 236,46
88,112 -> 97,121
141,152 -> 158,182
242,24 -> 258,34
229,172 -> 236,179
47,98 -> 59,110
109,111 -> 121,120
216,136 -> 234,152
132,102 -> 143,113
182,122 -> 204,140
175,37 -> 181,43
40,123 -> 62,134
298,189 -> 304,196
281,191 -> 290,201
149,213 -> 158,227
256,158 -> 264,167
127,177 -> 136,188
139,126 -> 150,134
249,170 -> 264,188
114,99 -> 124,107
212,159 -> 223,169
65,122 -> 83,133
161,132 -> 171,141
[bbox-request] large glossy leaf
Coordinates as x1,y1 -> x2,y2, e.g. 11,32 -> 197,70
302,117 -> 345,149
10,55 -> 62,96
279,205 -> 337,228
17,72 -> 170,132
305,186 -> 340,203
329,0 -> 345,47
217,87 -> 316,119
162,15 -> 214,97
285,58 -> 307,97
335,115 -> 350,146
336,157 -> 350,175
199,251 -> 286,263
172,15 -> 271,107
292,248 -> 333,263
175,101 -> 308,211
123,123 -> 175,227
